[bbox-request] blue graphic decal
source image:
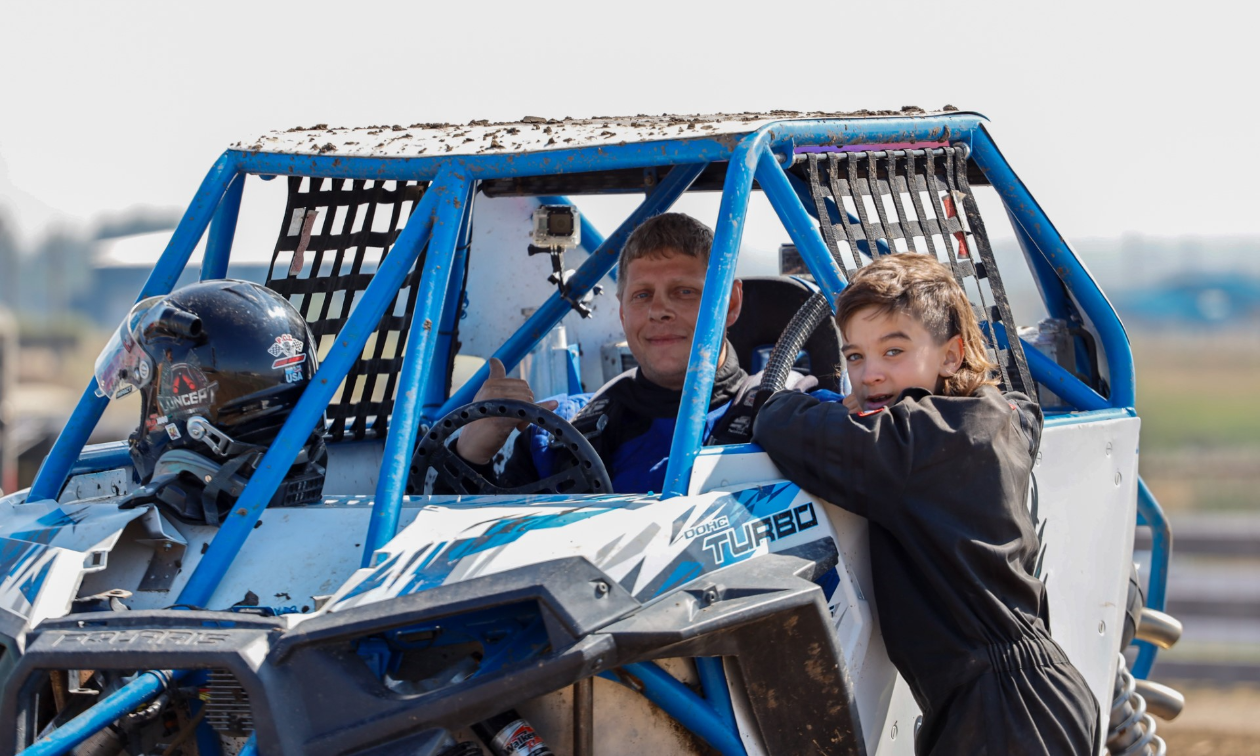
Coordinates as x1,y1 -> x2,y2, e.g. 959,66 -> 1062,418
396,543 -> 450,595
636,484 -> 816,600
445,507 -> 609,561
729,482 -> 801,517
386,507 -> 614,597
19,558 -> 54,604
656,561 -> 704,594
7,505 -> 92,545
0,537 -> 47,582
339,552 -> 402,602
817,567 -> 840,602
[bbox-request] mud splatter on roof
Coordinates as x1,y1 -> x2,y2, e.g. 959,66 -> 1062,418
232,108 -> 962,158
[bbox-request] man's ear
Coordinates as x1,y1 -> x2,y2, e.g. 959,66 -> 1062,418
725,279 -> 743,328
939,335 -> 964,377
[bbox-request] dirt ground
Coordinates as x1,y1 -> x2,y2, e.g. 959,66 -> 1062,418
1147,681 -> 1260,754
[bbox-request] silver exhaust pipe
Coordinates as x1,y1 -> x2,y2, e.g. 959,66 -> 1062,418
1135,607 -> 1182,650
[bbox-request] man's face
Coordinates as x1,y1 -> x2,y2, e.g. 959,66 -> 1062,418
618,250 -> 741,390
841,306 -> 961,411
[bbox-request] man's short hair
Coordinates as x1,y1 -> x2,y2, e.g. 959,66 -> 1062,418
616,213 -> 714,297
835,253 -> 998,397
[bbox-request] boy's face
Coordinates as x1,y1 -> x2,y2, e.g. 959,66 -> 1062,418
841,306 -> 962,411
618,249 -> 741,390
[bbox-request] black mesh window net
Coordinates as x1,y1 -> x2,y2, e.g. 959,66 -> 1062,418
266,177 -> 430,442
799,146 -> 1034,397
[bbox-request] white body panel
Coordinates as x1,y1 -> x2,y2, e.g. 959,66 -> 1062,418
0,412 -> 1136,755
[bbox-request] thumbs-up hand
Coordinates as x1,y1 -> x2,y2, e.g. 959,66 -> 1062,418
455,358 -> 558,465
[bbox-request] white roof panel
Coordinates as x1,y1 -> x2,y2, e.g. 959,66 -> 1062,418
232,108 -> 959,159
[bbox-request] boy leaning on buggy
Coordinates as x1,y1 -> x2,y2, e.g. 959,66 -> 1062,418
754,253 -> 1099,756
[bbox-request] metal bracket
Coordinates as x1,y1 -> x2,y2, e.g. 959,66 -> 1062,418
135,507 -> 188,593
187,415 -> 235,457
58,469 -> 133,504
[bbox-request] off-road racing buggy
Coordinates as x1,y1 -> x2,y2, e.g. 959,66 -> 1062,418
1,110 -> 1183,755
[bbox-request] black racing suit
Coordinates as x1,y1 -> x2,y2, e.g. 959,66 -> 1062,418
752,385 -> 1099,756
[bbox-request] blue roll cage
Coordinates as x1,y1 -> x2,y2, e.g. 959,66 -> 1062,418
20,113 -> 1171,756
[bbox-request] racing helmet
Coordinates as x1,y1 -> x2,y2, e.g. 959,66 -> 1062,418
95,279 -> 324,486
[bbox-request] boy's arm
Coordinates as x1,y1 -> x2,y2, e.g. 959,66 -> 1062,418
752,390 -> 917,520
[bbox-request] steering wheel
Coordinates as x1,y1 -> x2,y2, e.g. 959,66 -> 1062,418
409,399 -> 613,496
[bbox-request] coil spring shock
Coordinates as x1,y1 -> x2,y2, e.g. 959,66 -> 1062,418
1106,653 -> 1165,756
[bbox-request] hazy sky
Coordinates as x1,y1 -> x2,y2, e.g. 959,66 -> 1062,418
2,1 -> 1255,253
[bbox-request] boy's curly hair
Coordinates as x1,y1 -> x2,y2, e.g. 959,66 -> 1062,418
835,254 -> 998,397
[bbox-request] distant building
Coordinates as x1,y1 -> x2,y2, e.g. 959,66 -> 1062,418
1113,274 -> 1260,327
90,231 -> 271,328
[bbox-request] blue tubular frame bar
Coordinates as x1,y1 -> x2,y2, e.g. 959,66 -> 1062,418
968,125 -> 1135,409
436,162 -> 707,417
26,153 -> 241,503
757,151 -> 846,305
203,172 -> 245,280
363,174 -> 475,564
623,661 -> 747,756
660,134 -> 768,497
1133,477 -> 1172,679
177,164 -> 463,608
22,671 -> 173,756
1006,211 -> 1098,381
694,657 -> 738,732
420,187 -> 477,416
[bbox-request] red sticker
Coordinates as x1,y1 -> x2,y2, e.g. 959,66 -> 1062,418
272,354 -> 307,369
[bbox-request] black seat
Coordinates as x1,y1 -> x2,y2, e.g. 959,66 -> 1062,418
728,276 -> 844,393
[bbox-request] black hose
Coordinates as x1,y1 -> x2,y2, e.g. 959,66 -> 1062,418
754,292 -> 832,408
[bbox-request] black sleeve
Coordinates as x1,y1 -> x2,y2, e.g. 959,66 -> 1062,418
752,390 -> 918,521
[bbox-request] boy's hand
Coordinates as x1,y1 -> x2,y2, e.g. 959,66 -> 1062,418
455,358 -> 558,465
842,392 -> 862,413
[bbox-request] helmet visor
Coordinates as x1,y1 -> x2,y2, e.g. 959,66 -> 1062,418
93,296 -> 162,399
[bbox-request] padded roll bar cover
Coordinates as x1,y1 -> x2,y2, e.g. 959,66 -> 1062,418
728,277 -> 843,392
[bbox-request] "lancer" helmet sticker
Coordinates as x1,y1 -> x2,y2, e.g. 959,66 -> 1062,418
158,363 -> 217,417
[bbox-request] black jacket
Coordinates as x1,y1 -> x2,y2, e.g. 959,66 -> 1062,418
752,386 -> 1076,715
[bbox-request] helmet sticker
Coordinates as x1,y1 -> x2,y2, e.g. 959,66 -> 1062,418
166,423 -> 182,441
158,363 -> 218,417
284,365 -> 304,384
269,333 -> 307,369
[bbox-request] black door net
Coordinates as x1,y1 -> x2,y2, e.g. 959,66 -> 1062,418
266,177 -> 431,442
800,146 -> 1034,397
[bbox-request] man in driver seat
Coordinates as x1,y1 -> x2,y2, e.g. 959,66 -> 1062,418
453,212 -> 809,493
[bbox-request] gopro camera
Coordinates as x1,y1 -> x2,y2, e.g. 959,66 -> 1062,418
532,205 -> 581,249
